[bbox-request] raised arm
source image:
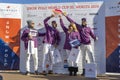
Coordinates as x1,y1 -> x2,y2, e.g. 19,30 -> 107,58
62,13 -> 81,31
44,14 -> 54,29
59,16 -> 68,32
62,13 -> 80,26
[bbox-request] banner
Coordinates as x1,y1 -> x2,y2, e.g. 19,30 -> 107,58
20,1 -> 105,74
105,0 -> 120,73
0,3 -> 22,70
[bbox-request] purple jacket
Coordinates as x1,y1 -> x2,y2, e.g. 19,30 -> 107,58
43,17 -> 61,45
60,18 -> 80,50
21,28 -> 45,50
66,16 -> 96,45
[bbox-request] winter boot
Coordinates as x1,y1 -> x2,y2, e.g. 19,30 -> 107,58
68,67 -> 74,76
81,69 -> 85,76
73,67 -> 78,76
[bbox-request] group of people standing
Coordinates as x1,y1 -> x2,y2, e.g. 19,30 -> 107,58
21,12 -> 98,76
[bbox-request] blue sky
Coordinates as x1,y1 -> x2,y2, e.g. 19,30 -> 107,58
0,0 -> 103,4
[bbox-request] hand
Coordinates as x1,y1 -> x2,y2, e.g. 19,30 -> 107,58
28,35 -> 32,39
95,37 -> 98,41
62,12 -> 67,16
51,14 -> 55,17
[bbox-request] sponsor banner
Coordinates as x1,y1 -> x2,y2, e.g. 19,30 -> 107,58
105,0 -> 120,73
0,3 -> 22,18
20,1 -> 105,74
105,0 -> 120,17
106,16 -> 120,72
0,4 -> 22,70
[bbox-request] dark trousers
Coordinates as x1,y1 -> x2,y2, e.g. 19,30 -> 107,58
68,67 -> 78,76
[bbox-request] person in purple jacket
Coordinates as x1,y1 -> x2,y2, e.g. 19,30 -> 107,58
21,20 -> 45,75
59,15 -> 81,76
63,13 -> 98,76
42,14 -> 61,75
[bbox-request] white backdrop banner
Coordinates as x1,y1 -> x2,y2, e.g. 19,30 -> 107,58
20,1 -> 106,74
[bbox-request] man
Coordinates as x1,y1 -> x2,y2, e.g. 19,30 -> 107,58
42,14 -> 61,75
21,20 -> 45,75
63,13 -> 98,76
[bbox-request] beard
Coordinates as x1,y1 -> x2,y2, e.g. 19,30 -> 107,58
82,24 -> 87,27
28,25 -> 34,29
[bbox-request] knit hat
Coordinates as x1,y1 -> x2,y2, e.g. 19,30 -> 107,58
52,20 -> 56,24
81,18 -> 86,21
27,20 -> 34,24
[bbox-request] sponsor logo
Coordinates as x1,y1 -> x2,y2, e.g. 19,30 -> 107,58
108,1 -> 120,14
0,5 -> 18,12
7,6 -> 10,8
89,13 -> 98,15
108,2 -> 120,10
75,13 -> 87,16
27,14 -> 37,17
88,68 -> 93,72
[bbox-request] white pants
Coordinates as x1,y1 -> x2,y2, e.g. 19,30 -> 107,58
80,44 -> 95,68
66,49 -> 77,67
42,43 -> 55,71
26,48 -> 38,72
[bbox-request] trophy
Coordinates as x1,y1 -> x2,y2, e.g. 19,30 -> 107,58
52,9 -> 66,18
